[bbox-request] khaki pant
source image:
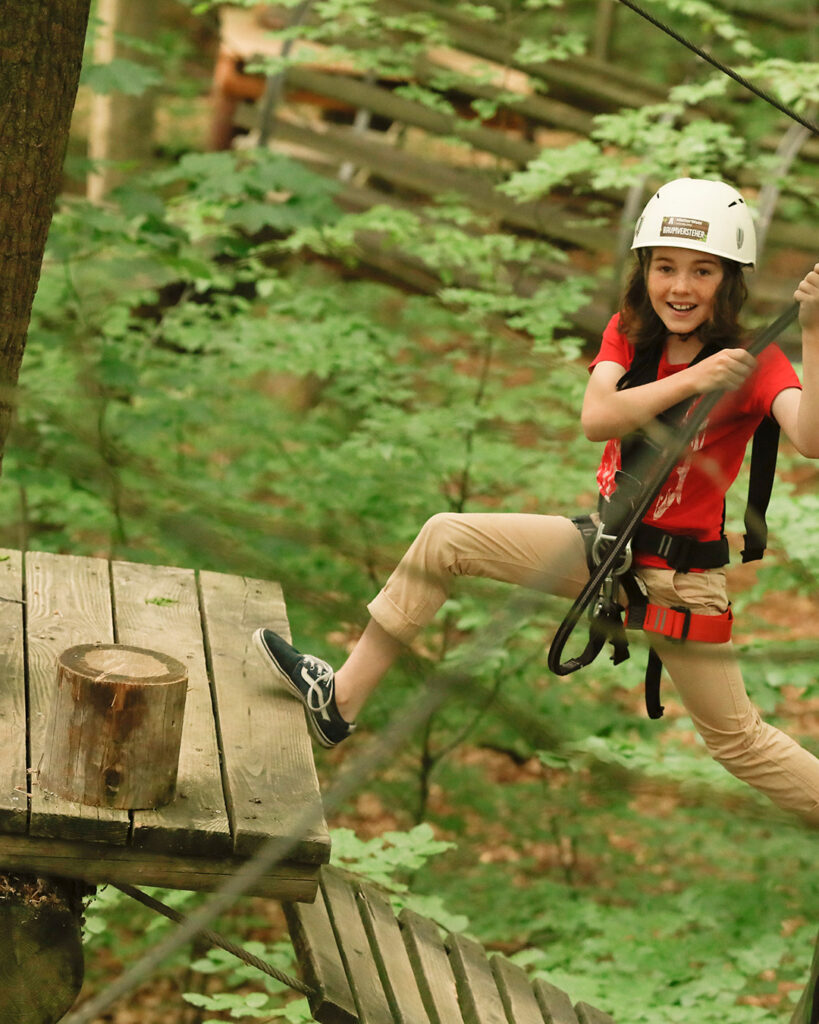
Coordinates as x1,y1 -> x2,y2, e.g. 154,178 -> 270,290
368,512 -> 819,825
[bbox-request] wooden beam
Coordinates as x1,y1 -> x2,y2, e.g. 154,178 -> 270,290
533,977 -> 581,1024
284,886 -> 359,1024
492,954 -> 549,1022
271,115 -> 611,250
0,832 -> 320,901
320,867 -> 394,1023
284,65 -> 539,165
446,931 -> 512,1024
358,883 -> 433,1022
399,908 -> 466,1024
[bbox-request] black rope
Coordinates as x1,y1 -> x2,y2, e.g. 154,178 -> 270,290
614,0 -> 819,136
115,884 -> 316,999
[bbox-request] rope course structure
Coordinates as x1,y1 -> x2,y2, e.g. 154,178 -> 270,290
61,3 -> 818,1022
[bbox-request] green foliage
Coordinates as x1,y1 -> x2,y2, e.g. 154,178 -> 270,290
82,57 -> 163,96
13,2 -> 819,1022
183,943 -> 313,1022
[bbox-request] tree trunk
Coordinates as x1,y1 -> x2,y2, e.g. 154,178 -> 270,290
0,877 -> 87,1024
86,0 -> 164,201
0,0 -> 92,470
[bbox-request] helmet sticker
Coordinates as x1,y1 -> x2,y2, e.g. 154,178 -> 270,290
660,216 -> 709,243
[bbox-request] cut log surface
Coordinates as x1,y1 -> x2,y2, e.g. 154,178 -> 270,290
40,643 -> 188,810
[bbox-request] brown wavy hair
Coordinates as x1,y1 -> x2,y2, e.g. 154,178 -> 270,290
618,247 -> 748,353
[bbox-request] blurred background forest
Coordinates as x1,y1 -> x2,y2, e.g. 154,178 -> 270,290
12,0 -> 819,1020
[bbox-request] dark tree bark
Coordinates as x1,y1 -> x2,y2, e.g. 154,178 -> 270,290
0,8 -> 92,1019
0,0 -> 93,468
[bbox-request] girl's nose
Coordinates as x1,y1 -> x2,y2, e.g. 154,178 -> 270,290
670,273 -> 694,293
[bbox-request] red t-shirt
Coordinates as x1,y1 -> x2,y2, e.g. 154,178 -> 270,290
589,314 -> 801,568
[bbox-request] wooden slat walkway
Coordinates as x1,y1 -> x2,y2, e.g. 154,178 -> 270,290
0,548 -> 329,902
285,866 -> 617,1024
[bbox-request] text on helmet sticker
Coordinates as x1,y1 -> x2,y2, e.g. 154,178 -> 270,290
660,216 -> 709,242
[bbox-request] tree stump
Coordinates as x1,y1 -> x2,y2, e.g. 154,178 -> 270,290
40,644 -> 188,809
0,876 -> 86,1024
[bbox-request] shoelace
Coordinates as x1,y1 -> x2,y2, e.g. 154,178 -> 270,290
300,656 -> 336,714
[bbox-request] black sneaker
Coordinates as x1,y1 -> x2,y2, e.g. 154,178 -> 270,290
253,628 -> 356,748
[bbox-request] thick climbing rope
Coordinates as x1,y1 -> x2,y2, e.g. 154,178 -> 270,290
114,884 -> 316,998
614,0 -> 819,136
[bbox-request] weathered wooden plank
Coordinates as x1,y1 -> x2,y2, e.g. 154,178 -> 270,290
111,560 -> 232,856
415,54 -> 594,136
0,550 -> 27,833
271,117 -> 610,251
574,1003 -> 616,1024
383,0 -> 661,112
321,866 -> 393,1024
25,550 -> 130,844
446,932 -> 509,1024
532,978 -> 581,1024
198,569 -> 329,862
357,882 -> 431,1023
285,65 -> 538,165
491,954 -> 547,1023
399,908 -> 465,1024
0,832 -> 319,901
284,886 -> 358,1024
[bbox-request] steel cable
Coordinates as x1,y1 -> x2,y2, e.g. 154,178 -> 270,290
614,0 -> 819,135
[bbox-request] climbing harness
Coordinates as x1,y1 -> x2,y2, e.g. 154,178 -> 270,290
547,302 -> 800,715
549,1 -> 819,716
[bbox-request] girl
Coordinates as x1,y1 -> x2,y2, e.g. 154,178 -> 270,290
255,177 -> 819,826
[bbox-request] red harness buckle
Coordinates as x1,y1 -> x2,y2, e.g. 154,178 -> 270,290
626,603 -> 733,643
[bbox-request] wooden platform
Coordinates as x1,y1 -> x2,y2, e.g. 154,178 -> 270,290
0,549 -> 329,902
285,866 -> 617,1024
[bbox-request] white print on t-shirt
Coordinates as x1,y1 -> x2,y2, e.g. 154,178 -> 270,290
651,419 -> 709,520
597,439 -> 620,497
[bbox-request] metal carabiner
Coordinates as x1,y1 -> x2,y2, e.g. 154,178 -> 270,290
591,521 -> 633,577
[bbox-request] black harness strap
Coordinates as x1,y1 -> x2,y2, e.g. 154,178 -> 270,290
742,414 -> 781,562
632,523 -> 729,572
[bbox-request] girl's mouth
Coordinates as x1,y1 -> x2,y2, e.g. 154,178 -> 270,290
668,303 -> 697,313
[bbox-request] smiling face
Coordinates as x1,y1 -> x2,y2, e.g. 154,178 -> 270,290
646,246 -> 725,338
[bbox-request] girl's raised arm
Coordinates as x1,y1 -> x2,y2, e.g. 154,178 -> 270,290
581,350 -> 756,442
773,263 -> 819,459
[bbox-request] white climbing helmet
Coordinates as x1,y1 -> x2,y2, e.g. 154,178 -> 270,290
631,177 -> 756,266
